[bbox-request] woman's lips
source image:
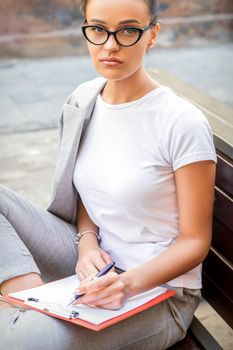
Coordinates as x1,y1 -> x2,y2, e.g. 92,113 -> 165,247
100,57 -> 123,66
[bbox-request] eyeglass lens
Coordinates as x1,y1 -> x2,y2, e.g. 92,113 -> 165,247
84,27 -> 141,46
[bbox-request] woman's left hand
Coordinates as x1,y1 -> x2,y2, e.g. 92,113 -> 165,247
74,271 -> 130,310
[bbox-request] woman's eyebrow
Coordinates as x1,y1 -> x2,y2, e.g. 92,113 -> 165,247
89,18 -> 142,25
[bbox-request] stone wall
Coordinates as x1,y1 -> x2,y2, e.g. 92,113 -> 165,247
2,0 -> 233,33
0,0 -> 79,35
158,0 -> 233,47
159,0 -> 233,17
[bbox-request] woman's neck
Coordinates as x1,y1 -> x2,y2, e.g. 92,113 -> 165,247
101,68 -> 161,104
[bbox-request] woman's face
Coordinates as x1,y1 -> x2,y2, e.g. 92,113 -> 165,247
85,0 -> 159,82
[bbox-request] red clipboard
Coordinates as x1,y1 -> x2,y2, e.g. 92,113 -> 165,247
3,289 -> 176,331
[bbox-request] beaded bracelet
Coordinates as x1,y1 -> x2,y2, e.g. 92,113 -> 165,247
75,230 -> 101,244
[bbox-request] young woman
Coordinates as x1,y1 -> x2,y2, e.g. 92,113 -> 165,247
0,0 -> 217,349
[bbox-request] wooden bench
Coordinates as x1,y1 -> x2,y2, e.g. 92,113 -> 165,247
169,148 -> 233,350
148,70 -> 233,350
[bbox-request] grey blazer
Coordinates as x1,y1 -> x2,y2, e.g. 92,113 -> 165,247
47,77 -> 107,225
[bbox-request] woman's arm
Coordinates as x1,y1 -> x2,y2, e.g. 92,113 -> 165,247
123,160 -> 216,295
76,194 -> 99,236
76,195 -> 113,280
75,160 -> 216,309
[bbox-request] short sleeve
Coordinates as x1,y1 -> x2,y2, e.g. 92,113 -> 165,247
169,109 -> 217,171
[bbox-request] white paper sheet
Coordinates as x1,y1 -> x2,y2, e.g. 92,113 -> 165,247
10,275 -> 167,325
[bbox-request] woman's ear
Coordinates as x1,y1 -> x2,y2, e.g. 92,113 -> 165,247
148,23 -> 160,49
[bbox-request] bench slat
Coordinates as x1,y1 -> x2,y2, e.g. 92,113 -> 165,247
202,272 -> 233,329
213,189 -> 233,233
212,218 -> 233,265
214,136 -> 233,162
216,154 -> 233,197
203,248 -> 233,301
202,249 -> 233,329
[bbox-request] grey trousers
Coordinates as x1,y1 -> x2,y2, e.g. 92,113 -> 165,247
0,185 -> 201,350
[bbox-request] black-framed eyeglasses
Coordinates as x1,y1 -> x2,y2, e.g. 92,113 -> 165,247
81,23 -> 155,47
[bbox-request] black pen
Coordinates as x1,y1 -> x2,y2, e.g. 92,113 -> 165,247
67,261 -> 115,306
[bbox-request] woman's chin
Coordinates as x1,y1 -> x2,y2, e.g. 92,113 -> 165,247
95,69 -> 131,82
94,64 -> 125,80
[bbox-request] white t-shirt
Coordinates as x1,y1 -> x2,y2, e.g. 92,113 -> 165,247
73,85 -> 217,289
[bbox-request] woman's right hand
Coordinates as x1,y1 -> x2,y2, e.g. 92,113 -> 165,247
76,234 -> 113,280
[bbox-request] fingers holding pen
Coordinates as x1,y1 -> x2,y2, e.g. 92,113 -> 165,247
74,272 -> 129,309
76,271 -> 118,295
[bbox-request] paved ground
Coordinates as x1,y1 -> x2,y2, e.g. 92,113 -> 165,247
0,43 -> 233,349
0,43 -> 232,133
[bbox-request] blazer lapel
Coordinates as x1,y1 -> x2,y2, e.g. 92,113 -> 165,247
48,78 -> 107,223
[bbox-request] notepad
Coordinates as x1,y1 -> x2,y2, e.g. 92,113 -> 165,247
4,275 -> 176,331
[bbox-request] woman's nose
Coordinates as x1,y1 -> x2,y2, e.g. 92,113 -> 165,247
103,34 -> 120,51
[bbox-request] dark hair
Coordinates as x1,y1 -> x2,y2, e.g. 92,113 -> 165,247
76,0 -> 160,23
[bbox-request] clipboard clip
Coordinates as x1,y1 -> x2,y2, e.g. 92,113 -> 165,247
27,297 -> 39,302
26,297 -> 79,319
69,311 -> 79,319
